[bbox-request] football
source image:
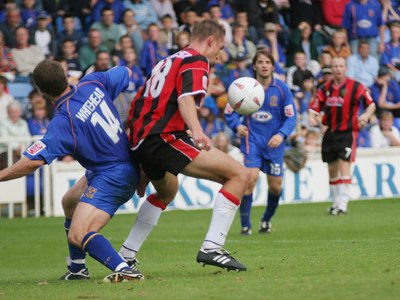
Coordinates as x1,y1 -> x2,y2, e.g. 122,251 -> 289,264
227,77 -> 265,115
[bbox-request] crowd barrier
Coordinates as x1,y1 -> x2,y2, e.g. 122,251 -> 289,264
1,135 -> 399,218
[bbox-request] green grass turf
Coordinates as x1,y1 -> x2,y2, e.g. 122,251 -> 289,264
0,198 -> 399,300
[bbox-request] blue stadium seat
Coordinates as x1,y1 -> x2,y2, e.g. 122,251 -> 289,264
8,82 -> 33,101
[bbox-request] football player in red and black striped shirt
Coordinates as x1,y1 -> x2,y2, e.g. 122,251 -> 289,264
120,20 -> 250,272
309,56 -> 375,215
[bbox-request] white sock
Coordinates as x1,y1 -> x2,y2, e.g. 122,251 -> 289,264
202,190 -> 240,252
119,197 -> 163,260
329,178 -> 340,208
338,177 -> 351,211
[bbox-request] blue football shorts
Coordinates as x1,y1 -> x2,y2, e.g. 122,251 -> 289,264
80,162 -> 139,216
243,140 -> 284,177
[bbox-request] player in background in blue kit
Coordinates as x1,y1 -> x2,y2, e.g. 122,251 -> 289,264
0,60 -> 143,282
225,49 -> 297,235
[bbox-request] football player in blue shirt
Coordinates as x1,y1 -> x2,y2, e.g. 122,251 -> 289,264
225,49 -> 297,235
0,60 -> 143,282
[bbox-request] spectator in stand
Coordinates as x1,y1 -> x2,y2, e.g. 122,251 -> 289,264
173,30 -> 190,54
371,66 -> 400,129
294,72 -> 316,125
303,129 -> 321,155
370,110 -> 400,147
233,10 -> 258,45
317,65 -> 334,88
173,0 -> 205,25
226,53 -> 253,87
0,7 -> 23,48
82,50 -> 112,76
78,28 -> 110,70
0,101 -> 31,169
26,98 -> 49,214
56,14 -> 85,54
160,14 -> 178,55
199,96 -> 226,139
324,29 -> 352,59
381,0 -> 400,24
381,20 -> 400,81
118,9 -> 144,56
150,0 -> 178,28
286,51 -> 315,92
0,31 -> 17,81
114,47 -> 143,122
207,0 -> 235,24
286,21 -> 321,68
289,0 -> 323,30
67,1 -> 91,32
342,0 -> 385,57
11,26 -> 44,78
41,0 -> 69,31
139,23 -> 168,77
320,0 -> 350,36
92,0 -> 126,24
27,97 -> 50,136
212,132 -> 243,163
347,39 -> 379,88
31,11 -> 57,58
178,7 -> 198,34
60,39 -> 82,72
259,22 -> 286,68
123,0 -> 158,31
226,24 -> 256,66
91,7 -> 121,52
21,0 -> 40,29
248,0 -> 279,41
209,5 -> 232,45
112,34 -> 134,65
0,76 -> 14,120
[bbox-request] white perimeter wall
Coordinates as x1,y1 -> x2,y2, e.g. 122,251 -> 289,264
46,148 -> 400,216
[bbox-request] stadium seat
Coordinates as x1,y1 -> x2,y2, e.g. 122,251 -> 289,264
8,82 -> 33,101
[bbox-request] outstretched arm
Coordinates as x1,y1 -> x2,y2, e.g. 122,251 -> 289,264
0,156 -> 45,181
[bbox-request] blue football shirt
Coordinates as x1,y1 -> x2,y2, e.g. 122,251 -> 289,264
24,67 -> 133,171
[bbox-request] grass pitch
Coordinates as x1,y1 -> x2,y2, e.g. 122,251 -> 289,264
0,198 -> 399,300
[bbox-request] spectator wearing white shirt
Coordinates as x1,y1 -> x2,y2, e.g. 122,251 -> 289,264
346,39 -> 379,88
370,110 -> 400,148
0,76 -> 14,120
0,101 -> 31,168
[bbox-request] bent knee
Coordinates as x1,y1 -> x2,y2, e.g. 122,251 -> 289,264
67,230 -> 84,248
269,185 -> 282,195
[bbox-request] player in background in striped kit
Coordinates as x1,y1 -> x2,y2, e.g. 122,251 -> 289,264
309,56 -> 375,215
120,20 -> 250,272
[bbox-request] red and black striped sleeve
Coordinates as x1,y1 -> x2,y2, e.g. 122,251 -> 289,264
176,55 -> 209,105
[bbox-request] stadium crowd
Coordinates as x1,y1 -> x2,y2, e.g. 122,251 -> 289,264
0,0 -> 400,212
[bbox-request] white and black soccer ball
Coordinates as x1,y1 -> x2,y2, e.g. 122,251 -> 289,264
227,77 -> 265,115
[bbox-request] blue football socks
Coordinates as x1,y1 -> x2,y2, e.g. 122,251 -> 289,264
239,194 -> 253,228
64,218 -> 86,273
262,191 -> 281,222
82,231 -> 129,271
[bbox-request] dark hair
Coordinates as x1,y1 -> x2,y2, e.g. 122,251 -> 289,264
161,14 -> 172,21
32,60 -> 68,98
96,50 -> 110,59
63,13 -> 74,21
252,48 -> 275,67
101,6 -> 114,16
191,19 -> 225,42
358,39 -> 369,47
0,75 -> 7,85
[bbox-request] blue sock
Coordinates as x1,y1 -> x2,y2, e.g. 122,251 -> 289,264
262,191 -> 281,222
64,218 -> 86,273
239,194 -> 253,228
82,231 -> 129,272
